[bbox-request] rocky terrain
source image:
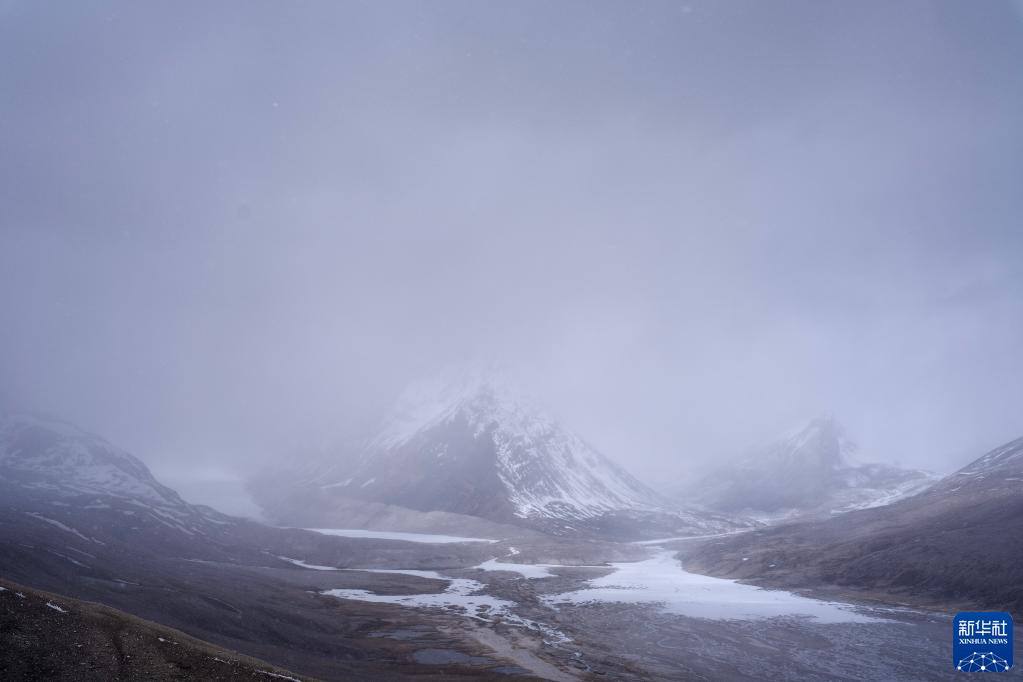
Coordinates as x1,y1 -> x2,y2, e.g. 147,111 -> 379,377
0,578 -> 310,681
685,434 -> 1023,613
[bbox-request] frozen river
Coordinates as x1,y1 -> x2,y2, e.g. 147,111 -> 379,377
309,539 -> 998,680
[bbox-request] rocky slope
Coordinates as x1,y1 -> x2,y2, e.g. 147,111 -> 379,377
685,434 -> 1023,613
0,411 -> 263,563
0,577 -> 310,681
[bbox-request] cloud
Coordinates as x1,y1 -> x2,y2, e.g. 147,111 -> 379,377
1,1 -> 1021,484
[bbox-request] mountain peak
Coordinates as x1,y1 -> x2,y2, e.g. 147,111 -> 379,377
0,411 -> 183,508
685,415 -> 931,519
371,366 -> 539,450
254,370 -> 707,533
776,414 -> 855,469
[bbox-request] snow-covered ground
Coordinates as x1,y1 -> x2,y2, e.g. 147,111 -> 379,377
324,574 -> 511,615
321,568 -> 569,643
23,512 -> 98,544
303,528 -> 498,544
543,549 -> 882,623
318,541 -> 886,664
472,558 -> 555,579
631,531 -> 743,546
277,556 -> 340,570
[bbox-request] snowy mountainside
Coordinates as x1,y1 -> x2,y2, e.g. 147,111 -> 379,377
253,372 -> 740,537
680,415 -> 937,522
328,372 -> 663,519
0,412 -> 184,506
686,433 -> 1023,613
923,434 -> 1023,498
0,412 -> 233,539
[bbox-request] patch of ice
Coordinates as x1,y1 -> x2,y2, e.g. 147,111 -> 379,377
473,558 -> 554,579
45,601 -> 66,613
342,568 -> 447,580
277,556 -> 340,571
322,572 -> 569,644
256,670 -> 302,681
304,528 -> 498,544
324,576 -> 512,617
632,532 -> 741,546
543,550 -> 884,623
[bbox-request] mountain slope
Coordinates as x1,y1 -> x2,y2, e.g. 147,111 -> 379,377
253,373 -> 739,537
0,412 -> 251,560
1,412 -> 186,507
686,434 -> 1023,612
0,577 -> 311,681
679,415 -> 936,521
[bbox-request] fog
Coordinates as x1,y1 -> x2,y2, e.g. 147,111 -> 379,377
2,1 -> 1022,493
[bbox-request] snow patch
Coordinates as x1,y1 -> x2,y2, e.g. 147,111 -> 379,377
277,556 -> 340,571
256,670 -> 302,681
473,558 -> 555,579
304,528 -> 498,544
544,549 -> 885,623
322,568 -> 568,643
24,512 -> 97,543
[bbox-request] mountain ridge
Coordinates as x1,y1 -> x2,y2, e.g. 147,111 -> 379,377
252,372 -> 741,538
685,433 -> 1023,612
678,414 -> 937,522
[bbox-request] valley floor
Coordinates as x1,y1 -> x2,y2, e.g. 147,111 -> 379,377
257,529 -> 1018,681
4,527 -> 1019,681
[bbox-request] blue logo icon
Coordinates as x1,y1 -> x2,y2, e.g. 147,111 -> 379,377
953,612 -> 1013,672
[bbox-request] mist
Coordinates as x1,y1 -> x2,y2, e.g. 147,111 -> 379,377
2,0 -> 1022,492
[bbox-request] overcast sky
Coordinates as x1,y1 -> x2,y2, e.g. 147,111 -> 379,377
2,1 -> 1022,488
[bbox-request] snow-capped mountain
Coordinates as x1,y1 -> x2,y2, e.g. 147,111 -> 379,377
1,412 -> 186,506
680,415 -> 936,522
687,434 -> 1023,613
253,371 -> 740,537
923,434 -> 1023,499
0,412 -> 233,542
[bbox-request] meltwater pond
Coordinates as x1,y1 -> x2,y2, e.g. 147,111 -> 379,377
543,549 -> 883,623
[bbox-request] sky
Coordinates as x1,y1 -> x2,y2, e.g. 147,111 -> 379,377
2,1 -> 1022,492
